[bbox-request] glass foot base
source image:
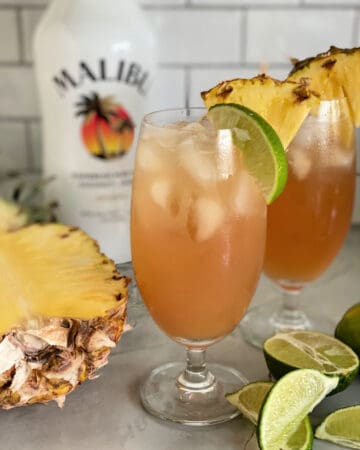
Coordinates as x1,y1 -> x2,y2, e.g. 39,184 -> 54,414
240,301 -> 335,349
140,362 -> 247,426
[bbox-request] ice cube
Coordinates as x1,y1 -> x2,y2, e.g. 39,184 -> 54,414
329,145 -> 354,168
167,121 -> 190,130
143,123 -> 180,147
150,180 -> 171,210
182,122 -> 206,134
217,129 -> 234,179
289,147 -> 312,180
178,138 -> 217,183
181,121 -> 215,147
150,180 -> 180,217
137,140 -> 164,172
198,117 -> 217,135
187,197 -> 225,242
232,171 -> 265,218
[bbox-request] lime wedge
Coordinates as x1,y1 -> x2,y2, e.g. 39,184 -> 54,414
226,381 -> 313,450
287,420 -> 314,450
207,103 -> 288,204
263,331 -> 359,394
226,381 -> 273,425
315,405 -> 360,449
258,369 -> 338,450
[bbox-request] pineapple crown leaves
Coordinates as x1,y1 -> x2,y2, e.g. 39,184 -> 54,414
0,173 -> 58,225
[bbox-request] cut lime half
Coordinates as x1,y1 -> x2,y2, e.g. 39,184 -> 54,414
335,302 -> 360,357
226,381 -> 313,450
315,405 -> 360,449
257,369 -> 338,450
263,331 -> 359,394
207,103 -> 288,204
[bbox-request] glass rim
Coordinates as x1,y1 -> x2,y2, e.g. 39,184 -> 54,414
315,97 -> 349,105
143,107 -> 207,127
141,98 -> 351,127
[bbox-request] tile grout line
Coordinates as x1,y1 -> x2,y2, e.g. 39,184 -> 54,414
0,61 -> 32,67
184,66 -> 190,109
0,4 -> 45,10
142,4 -> 360,10
23,119 -> 34,171
15,6 -> 25,64
0,3 -> 357,11
0,116 -> 41,122
351,8 -> 359,46
159,62 -> 292,69
240,7 -> 247,64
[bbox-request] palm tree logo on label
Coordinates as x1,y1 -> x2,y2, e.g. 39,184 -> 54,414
75,92 -> 135,159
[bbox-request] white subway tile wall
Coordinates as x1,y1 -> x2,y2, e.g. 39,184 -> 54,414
0,0 -> 359,222
246,9 -> 355,63
0,9 -> 19,62
0,121 -> 27,170
0,67 -> 39,117
21,8 -> 42,62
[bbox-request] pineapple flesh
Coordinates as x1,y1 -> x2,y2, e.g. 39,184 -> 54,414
288,46 -> 360,126
0,224 -> 128,409
201,74 -> 320,149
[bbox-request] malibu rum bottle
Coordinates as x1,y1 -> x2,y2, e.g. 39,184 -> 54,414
34,0 -> 157,262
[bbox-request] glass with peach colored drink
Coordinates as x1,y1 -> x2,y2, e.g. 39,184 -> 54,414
131,108 -> 267,425
241,98 -> 356,347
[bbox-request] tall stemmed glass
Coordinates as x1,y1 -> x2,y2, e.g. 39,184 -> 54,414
241,98 -> 356,348
131,108 -> 267,425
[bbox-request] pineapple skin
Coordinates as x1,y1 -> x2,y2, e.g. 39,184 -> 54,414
0,305 -> 127,409
0,224 -> 129,409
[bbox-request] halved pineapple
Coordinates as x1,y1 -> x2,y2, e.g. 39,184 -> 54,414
201,74 -> 320,149
288,46 -> 360,126
0,223 -> 128,409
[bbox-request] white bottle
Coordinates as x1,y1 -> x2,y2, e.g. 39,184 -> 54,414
34,0 -> 157,262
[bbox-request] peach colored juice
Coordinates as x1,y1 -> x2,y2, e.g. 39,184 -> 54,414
264,112 -> 356,285
131,120 -> 266,343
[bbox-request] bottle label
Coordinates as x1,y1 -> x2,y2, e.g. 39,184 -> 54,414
75,91 -> 135,160
41,57 -> 155,262
53,59 -> 151,97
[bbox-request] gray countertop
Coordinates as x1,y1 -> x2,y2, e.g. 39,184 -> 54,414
1,227 -> 359,450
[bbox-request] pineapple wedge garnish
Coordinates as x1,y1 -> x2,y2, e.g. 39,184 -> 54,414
201,74 -> 320,149
0,224 -> 128,409
288,46 -> 360,126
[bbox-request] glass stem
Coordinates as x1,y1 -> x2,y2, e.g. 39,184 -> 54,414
272,287 -> 310,332
282,288 -> 301,315
176,348 -> 215,393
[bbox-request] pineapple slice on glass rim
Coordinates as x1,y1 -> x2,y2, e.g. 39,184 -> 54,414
288,46 -> 360,126
201,74 -> 320,149
0,223 -> 128,409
